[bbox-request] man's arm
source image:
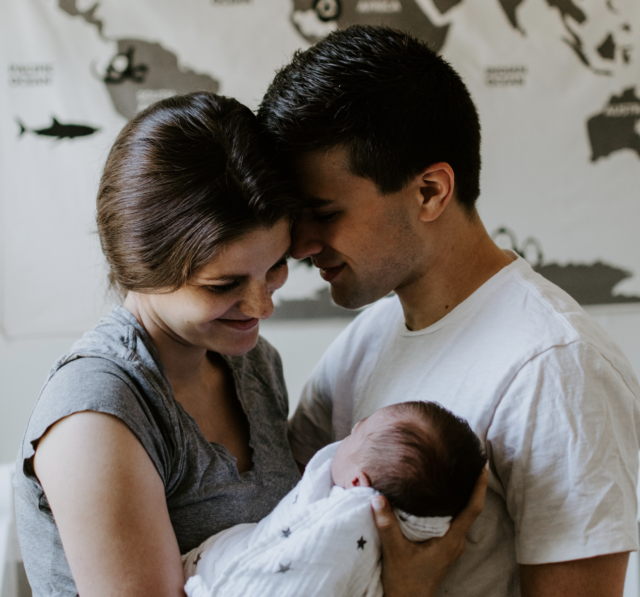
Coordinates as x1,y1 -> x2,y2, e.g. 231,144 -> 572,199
488,343 -> 639,586
520,552 -> 630,597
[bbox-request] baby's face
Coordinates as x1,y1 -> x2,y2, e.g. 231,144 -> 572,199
331,408 -> 394,488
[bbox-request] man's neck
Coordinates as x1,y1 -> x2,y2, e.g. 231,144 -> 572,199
396,211 -> 515,331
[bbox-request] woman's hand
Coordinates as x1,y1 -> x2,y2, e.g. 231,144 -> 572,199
34,412 -> 187,597
373,468 -> 488,597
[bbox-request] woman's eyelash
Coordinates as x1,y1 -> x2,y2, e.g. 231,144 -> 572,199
207,280 -> 241,294
273,255 -> 289,269
205,257 -> 288,294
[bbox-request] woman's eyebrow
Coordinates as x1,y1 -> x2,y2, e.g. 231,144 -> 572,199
194,274 -> 244,284
194,249 -> 291,283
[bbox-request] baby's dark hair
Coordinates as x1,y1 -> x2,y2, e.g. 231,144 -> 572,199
362,402 -> 486,518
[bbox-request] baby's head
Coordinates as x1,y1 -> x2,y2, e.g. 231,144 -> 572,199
331,401 -> 487,517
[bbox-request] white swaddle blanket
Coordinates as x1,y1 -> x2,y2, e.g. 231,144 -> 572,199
183,442 -> 451,597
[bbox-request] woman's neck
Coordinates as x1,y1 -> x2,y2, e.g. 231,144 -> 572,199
122,292 -> 210,390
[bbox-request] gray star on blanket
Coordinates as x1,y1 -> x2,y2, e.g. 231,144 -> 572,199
292,494 -> 298,504
277,562 -> 292,573
357,536 -> 367,550
282,527 -> 292,538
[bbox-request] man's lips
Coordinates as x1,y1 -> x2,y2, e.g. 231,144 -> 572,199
217,318 -> 259,331
318,263 -> 346,282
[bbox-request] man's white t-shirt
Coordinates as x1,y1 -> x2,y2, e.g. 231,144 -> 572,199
289,255 -> 640,597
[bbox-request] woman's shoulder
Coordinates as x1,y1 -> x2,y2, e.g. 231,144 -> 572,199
32,303 -> 175,438
22,355 -> 175,476
61,305 -> 165,376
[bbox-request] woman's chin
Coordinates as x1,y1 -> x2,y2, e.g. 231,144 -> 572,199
208,325 -> 261,357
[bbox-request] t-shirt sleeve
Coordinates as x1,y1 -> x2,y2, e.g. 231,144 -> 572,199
488,340 -> 640,564
288,356 -> 335,466
22,356 -> 172,487
288,300 -> 395,466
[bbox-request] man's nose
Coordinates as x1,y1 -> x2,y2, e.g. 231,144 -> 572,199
290,216 -> 324,260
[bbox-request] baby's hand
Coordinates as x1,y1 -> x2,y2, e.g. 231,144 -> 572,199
372,468 -> 488,597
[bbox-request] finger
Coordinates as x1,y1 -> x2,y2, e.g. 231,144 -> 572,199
449,468 -> 488,535
372,495 -> 406,555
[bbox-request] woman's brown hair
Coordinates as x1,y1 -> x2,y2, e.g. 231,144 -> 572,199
97,92 -> 300,296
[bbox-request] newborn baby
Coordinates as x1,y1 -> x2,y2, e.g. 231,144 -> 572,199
331,400 -> 487,518
183,401 -> 486,597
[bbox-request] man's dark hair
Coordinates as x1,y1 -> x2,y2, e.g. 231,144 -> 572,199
363,401 -> 487,518
258,25 -> 482,211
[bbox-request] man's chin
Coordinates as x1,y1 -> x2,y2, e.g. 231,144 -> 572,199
329,282 -> 387,311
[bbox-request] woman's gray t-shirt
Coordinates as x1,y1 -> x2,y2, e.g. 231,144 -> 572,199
14,305 -> 301,596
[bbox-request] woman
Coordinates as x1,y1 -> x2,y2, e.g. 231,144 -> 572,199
14,92 -> 485,597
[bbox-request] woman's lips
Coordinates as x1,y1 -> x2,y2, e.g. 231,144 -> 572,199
217,318 -> 259,331
319,263 -> 346,282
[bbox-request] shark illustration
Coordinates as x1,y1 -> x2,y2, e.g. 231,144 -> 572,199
17,117 -> 100,140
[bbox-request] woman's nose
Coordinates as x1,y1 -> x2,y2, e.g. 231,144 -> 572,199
240,281 -> 274,320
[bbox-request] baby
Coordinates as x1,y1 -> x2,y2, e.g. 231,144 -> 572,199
183,401 -> 486,597
331,400 -> 487,518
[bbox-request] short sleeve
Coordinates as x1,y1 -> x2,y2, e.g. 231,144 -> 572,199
22,357 -> 172,487
488,341 -> 640,564
288,300 -> 396,466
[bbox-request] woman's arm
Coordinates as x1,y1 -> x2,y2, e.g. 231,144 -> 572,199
34,411 -> 186,597
372,469 -> 488,597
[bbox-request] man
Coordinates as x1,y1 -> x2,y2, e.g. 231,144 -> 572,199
258,25 -> 640,597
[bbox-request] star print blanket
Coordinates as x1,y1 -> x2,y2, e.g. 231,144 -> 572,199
183,442 -> 451,597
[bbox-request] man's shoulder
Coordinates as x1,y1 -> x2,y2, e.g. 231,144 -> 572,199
320,259 -> 634,385
499,258 -> 620,350
490,258 -> 638,388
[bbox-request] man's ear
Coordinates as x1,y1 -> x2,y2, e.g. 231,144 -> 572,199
415,162 -> 455,223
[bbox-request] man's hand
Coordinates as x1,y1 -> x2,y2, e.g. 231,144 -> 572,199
372,468 -> 488,597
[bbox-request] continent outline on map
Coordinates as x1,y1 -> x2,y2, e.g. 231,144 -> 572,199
58,0 -> 220,121
292,0 -> 633,78
587,86 -> 640,162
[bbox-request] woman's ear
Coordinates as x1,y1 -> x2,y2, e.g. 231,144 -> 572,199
416,162 -> 455,223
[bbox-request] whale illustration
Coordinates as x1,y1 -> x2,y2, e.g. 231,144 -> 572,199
17,117 -> 100,140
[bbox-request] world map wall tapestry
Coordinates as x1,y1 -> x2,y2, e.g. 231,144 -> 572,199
1,0 -> 638,337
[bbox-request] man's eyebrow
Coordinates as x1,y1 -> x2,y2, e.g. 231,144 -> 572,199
304,197 -> 335,209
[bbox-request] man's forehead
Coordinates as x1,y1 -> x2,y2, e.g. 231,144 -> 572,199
295,145 -> 351,181
294,146 -> 379,204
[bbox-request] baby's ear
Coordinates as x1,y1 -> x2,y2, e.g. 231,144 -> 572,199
351,471 -> 372,488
